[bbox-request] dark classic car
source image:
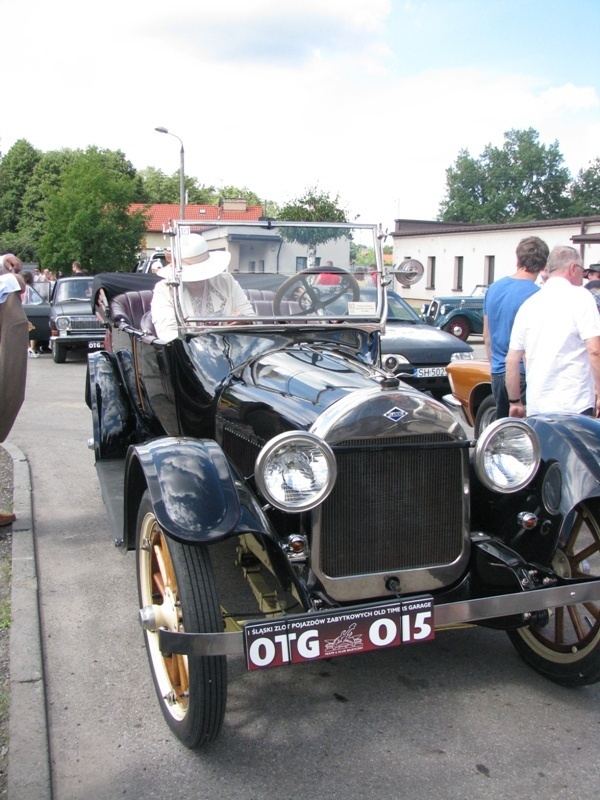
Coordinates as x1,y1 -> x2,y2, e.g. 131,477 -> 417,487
421,286 -> 487,341
374,288 -> 474,397
50,275 -> 105,363
88,221 -> 600,750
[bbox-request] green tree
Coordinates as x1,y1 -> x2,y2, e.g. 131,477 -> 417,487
18,149 -> 80,246
0,139 -> 41,233
570,158 -> 600,215
439,129 -> 572,223
277,187 -> 349,266
138,167 -> 216,205
39,147 -> 147,273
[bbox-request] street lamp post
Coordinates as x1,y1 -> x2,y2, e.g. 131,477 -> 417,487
155,126 -> 185,220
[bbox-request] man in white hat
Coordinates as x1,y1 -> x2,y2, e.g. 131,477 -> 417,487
151,234 -> 254,341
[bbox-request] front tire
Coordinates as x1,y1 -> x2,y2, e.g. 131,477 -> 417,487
508,501 -> 600,686
474,394 -> 496,437
136,490 -> 227,747
52,342 -> 67,363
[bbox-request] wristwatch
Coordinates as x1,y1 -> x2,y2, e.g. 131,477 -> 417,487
508,398 -> 521,404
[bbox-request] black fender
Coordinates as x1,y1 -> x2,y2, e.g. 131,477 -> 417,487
123,436 -> 242,548
88,351 -> 136,460
529,414 -> 600,510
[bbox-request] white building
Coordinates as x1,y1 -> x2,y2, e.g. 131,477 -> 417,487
390,216 -> 600,303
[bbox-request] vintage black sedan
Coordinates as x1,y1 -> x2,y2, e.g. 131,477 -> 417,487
88,220 -> 600,749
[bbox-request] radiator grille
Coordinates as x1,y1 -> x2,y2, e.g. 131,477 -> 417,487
320,435 -> 465,578
68,316 -> 104,331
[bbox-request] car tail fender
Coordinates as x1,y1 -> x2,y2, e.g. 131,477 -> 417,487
88,351 -> 137,460
124,437 -> 242,548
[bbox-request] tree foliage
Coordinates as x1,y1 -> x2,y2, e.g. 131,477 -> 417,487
439,129 -> 573,223
38,147 -> 147,273
570,158 -> 600,216
18,149 -> 80,243
277,187 -> 349,265
0,139 -> 41,233
137,169 -> 264,207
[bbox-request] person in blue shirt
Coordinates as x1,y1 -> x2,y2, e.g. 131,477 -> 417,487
483,236 -> 549,419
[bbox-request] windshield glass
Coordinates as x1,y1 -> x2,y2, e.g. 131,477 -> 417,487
153,221 -> 385,338
55,278 -> 93,303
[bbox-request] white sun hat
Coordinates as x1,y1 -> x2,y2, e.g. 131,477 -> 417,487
179,234 -> 231,282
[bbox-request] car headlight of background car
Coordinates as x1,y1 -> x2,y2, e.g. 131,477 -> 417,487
383,354 -> 410,373
450,352 -> 474,362
255,431 -> 337,512
474,419 -> 540,494
55,316 -> 71,331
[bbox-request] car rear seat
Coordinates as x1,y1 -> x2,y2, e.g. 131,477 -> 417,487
108,287 -> 301,333
109,290 -> 155,334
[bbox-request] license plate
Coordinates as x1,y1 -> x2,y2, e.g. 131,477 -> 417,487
88,341 -> 104,349
244,596 -> 434,670
415,367 -> 446,378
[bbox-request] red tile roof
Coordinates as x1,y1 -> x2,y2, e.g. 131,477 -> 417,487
130,203 -> 264,232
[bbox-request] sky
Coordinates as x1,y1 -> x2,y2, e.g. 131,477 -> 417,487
1,0 -> 599,230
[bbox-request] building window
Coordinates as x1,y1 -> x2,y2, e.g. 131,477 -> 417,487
426,256 -> 436,289
259,260 -> 265,273
453,256 -> 463,292
249,261 -> 256,273
296,256 -> 307,272
484,255 -> 495,285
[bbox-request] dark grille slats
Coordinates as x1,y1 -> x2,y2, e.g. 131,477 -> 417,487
320,435 -> 464,577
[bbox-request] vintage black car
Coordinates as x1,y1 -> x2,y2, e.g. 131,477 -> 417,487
50,275 -> 105,363
88,221 -> 600,750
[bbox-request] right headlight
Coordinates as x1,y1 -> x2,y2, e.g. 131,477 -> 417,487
255,431 -> 337,512
474,418 -> 540,493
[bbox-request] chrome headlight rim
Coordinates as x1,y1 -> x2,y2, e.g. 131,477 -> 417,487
255,431 -> 337,513
474,417 -> 541,494
56,316 -> 71,331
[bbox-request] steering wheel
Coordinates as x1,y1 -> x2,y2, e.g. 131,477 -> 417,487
273,267 -> 360,317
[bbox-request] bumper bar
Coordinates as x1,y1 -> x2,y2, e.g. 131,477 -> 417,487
158,577 -> 600,657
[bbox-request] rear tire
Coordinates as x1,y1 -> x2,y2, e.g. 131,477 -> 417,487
442,316 -> 470,341
508,501 -> 600,687
136,490 -> 227,747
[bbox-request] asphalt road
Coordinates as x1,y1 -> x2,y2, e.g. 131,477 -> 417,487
8,349 -> 600,800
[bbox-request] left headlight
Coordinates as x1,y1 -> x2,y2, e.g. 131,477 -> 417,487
474,418 -> 540,493
56,316 -> 70,331
255,431 -> 337,512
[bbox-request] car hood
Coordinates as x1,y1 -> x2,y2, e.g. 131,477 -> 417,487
51,300 -> 94,316
381,321 -> 473,364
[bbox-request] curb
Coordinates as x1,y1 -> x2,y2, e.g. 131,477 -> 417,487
4,442 -> 52,800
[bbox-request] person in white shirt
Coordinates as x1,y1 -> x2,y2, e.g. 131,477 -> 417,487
506,246 -> 600,417
151,234 -> 254,342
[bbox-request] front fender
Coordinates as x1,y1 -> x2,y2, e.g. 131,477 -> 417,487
529,414 -> 600,536
124,436 -> 241,546
438,308 -> 481,329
